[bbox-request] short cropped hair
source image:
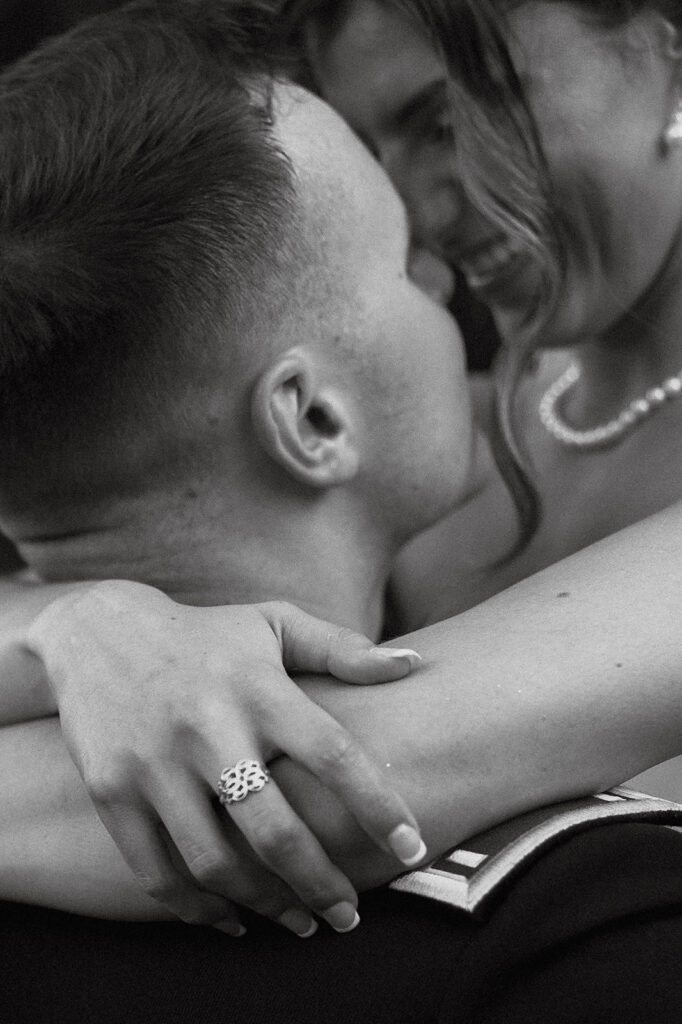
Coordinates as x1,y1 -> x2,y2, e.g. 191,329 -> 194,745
0,0 -> 297,504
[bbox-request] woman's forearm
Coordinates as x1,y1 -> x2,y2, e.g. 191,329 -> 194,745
298,503 -> 682,869
0,505 -> 680,910
0,716 -> 401,914
0,718 -> 169,918
2,499 -> 680,917
3,503 -> 682,815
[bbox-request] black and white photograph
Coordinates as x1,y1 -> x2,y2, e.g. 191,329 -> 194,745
1,0 -> 682,1020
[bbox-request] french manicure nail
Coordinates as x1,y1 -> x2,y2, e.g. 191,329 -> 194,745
213,920 -> 247,937
278,909 -> 318,938
371,647 -> 422,668
388,823 -> 428,867
321,901 -> 360,933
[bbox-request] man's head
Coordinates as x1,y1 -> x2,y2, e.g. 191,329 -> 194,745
0,0 -> 299,519
0,1 -> 475,601
261,82 -> 475,539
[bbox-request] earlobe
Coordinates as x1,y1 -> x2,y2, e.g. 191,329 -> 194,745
658,20 -> 682,152
662,97 -> 682,150
251,353 -> 359,488
662,79 -> 682,152
660,19 -> 682,60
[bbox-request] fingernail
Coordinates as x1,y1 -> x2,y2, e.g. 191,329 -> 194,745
388,824 -> 428,867
214,920 -> 247,937
371,647 -> 422,669
278,909 -> 318,938
321,902 -> 360,933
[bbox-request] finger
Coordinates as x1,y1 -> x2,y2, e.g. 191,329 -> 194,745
281,698 -> 428,869
220,767 -> 360,934
94,798 -> 242,932
155,776 -> 321,939
261,602 -> 421,684
157,821 -> 246,937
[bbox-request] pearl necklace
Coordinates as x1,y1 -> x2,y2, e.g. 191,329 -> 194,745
539,362 -> 682,449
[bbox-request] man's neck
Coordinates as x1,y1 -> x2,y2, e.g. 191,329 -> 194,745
14,489 -> 395,641
175,532 -> 391,639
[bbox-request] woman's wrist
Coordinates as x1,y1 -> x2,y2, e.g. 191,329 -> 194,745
0,575 -> 99,724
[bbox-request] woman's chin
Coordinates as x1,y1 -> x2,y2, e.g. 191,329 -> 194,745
489,282 -> 592,353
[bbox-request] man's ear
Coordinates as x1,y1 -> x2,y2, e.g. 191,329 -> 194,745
251,351 -> 360,488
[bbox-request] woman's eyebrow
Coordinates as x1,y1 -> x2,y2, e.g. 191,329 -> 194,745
388,78 -> 448,133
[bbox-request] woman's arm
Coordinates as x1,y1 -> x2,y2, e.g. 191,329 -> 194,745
1,581 -> 429,935
0,717 -> 171,918
0,505 -> 680,918
301,502 -> 682,866
3,496 -> 680,918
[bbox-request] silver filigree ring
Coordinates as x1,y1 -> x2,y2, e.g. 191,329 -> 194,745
218,759 -> 270,805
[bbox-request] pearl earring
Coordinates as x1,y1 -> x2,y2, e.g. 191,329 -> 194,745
663,98 -> 682,150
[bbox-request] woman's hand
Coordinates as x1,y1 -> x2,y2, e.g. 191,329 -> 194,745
25,580 -> 426,935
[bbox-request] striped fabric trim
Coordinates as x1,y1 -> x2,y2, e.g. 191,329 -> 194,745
390,786 -> 682,917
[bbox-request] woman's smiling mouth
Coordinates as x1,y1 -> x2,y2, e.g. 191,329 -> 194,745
443,234 -> 537,312
455,236 -> 528,290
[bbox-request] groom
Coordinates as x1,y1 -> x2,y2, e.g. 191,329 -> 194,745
1,3 -> 682,1022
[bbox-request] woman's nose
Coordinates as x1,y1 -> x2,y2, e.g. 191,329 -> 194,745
382,146 -> 465,256
408,247 -> 456,305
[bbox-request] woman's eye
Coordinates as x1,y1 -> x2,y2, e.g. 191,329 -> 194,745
432,121 -> 452,143
419,113 -> 453,147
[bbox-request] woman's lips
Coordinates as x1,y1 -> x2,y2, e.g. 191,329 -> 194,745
447,235 -> 536,310
455,236 -> 528,289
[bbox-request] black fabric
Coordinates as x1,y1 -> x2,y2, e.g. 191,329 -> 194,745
2,822 -> 682,1024
441,822 -> 682,1023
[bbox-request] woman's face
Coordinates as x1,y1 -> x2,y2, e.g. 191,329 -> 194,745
313,0 -> 682,348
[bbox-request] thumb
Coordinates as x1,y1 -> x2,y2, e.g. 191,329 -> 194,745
260,602 -> 422,684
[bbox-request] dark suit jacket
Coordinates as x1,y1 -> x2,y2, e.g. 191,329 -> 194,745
2,821 -> 682,1024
